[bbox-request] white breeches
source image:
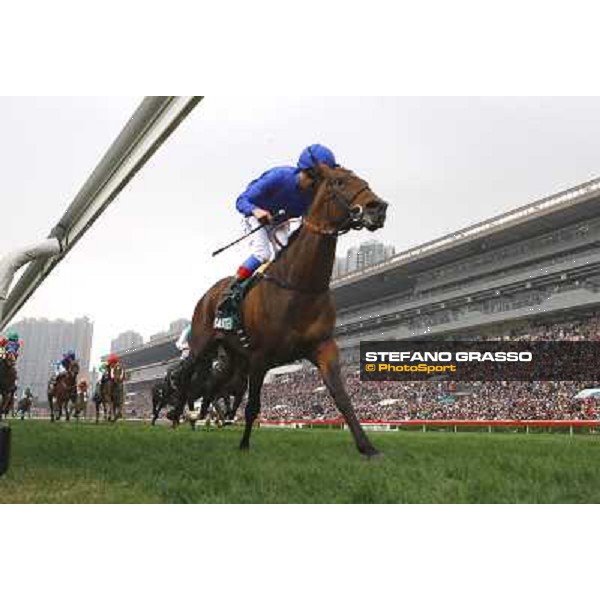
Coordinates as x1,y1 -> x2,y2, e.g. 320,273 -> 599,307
243,216 -> 291,262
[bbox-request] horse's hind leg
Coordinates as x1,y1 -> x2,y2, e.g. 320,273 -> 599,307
239,368 -> 266,451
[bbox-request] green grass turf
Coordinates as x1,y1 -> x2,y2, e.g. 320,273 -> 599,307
1,420 -> 600,503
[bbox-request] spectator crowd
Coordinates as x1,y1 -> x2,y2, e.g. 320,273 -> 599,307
259,315 -> 600,421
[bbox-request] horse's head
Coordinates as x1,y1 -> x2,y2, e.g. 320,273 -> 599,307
305,164 -> 388,235
69,360 -> 80,378
112,363 -> 124,383
4,352 -> 17,368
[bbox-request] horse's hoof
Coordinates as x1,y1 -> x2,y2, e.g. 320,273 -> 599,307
362,450 -> 384,461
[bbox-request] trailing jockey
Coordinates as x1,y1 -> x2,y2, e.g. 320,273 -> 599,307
213,144 -> 338,333
100,354 -> 120,382
1,333 -> 21,360
54,350 -> 76,378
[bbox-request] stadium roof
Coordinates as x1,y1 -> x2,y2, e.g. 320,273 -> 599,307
112,334 -> 179,369
333,176 -> 600,309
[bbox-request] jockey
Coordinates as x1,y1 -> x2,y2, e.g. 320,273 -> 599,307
214,144 -> 338,331
103,354 -> 120,379
55,350 -> 75,376
106,353 -> 120,368
5,333 -> 21,358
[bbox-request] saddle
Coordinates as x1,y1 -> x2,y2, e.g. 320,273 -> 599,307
216,263 -> 271,348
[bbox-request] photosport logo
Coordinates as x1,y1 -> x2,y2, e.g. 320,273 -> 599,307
360,341 -> 600,382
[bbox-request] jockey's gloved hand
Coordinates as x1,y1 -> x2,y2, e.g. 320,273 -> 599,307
272,209 -> 287,225
252,207 -> 272,224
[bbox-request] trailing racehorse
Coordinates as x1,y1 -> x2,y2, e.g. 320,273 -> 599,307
101,362 -> 125,422
93,383 -> 105,423
152,356 -> 247,427
0,353 -> 17,421
48,359 -> 80,421
16,395 -> 33,419
72,381 -> 89,420
176,163 -> 387,457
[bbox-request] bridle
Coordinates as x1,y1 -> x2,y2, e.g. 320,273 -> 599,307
304,173 -> 371,237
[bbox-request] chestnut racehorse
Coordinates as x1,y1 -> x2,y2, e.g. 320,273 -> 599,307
48,359 -> 80,421
0,353 -> 18,421
178,163 -> 388,457
101,363 -> 125,422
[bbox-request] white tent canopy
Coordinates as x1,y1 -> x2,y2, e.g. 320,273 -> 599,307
575,388 -> 600,399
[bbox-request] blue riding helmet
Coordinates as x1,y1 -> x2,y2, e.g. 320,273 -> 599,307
297,144 -> 337,170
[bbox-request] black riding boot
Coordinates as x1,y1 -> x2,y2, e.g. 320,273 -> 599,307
214,278 -> 246,331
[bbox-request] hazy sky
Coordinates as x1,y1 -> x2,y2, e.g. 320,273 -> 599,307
2,96 -> 600,365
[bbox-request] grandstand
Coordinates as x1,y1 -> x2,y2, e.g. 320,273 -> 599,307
119,176 -> 600,417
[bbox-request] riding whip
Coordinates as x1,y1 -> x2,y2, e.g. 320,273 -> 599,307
212,210 -> 286,257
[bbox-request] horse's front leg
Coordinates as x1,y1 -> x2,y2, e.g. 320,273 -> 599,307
311,338 -> 380,458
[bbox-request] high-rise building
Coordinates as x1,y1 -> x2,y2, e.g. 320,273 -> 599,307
2,317 -> 93,401
168,318 -> 190,335
110,330 -> 144,353
333,240 -> 396,279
